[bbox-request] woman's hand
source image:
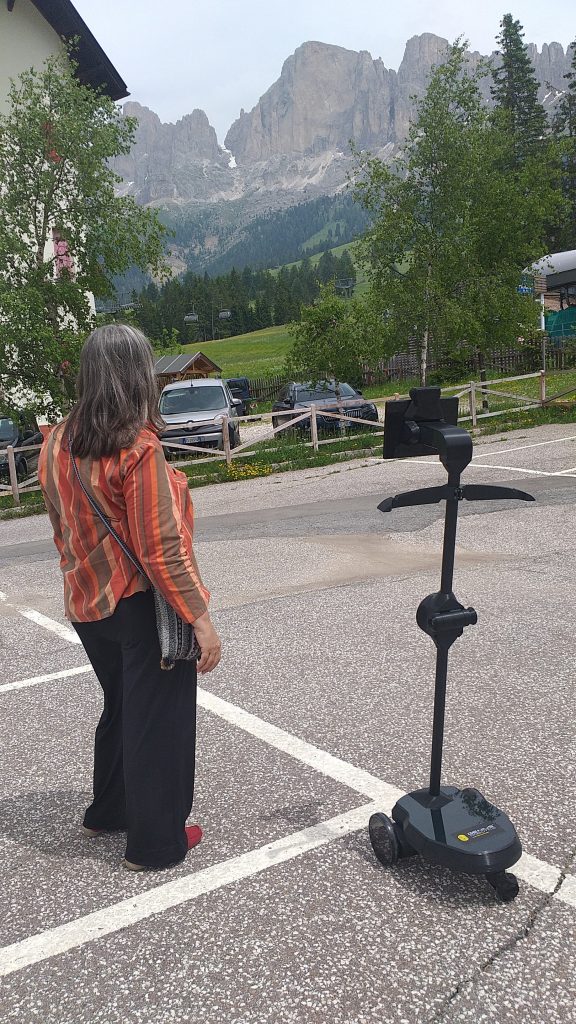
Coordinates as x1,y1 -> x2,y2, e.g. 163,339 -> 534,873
193,612 -> 222,674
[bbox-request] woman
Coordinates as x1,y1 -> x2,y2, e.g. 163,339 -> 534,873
39,324 -> 221,871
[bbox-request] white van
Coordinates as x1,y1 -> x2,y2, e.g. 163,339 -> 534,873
159,378 -> 241,451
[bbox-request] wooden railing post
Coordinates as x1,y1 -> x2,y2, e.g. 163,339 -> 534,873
539,368 -> 547,405
7,446 -> 20,505
469,383 -> 477,427
221,416 -> 232,465
310,404 -> 319,452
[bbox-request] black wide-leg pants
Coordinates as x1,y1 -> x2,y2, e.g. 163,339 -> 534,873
73,590 -> 197,868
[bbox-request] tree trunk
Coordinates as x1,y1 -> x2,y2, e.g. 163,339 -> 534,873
420,326 -> 429,387
475,347 -> 489,411
420,264 -> 432,387
334,379 -> 345,435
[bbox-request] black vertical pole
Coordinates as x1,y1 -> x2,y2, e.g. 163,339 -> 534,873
439,471 -> 460,595
429,645 -> 449,796
429,471 -> 461,797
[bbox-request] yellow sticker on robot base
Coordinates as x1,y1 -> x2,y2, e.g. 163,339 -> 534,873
453,823 -> 503,843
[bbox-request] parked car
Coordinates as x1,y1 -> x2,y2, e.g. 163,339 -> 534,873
224,377 -> 252,416
271,382 -> 379,433
0,417 -> 43,482
159,378 -> 242,453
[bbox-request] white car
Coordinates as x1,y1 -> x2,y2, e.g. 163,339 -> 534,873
159,378 -> 242,452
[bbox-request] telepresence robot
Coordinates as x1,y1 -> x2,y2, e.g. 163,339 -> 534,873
369,387 -> 534,902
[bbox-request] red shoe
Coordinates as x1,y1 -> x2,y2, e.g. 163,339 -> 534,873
186,824 -> 203,850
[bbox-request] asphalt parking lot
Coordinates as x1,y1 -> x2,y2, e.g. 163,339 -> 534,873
0,422 -> 575,1023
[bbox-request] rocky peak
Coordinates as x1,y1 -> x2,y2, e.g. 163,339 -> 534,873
110,102 -> 231,204
528,41 -> 571,102
398,32 -> 451,79
224,40 -> 396,163
113,35 -> 572,208
171,108 -> 224,162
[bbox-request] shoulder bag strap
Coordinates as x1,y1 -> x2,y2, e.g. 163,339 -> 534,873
68,439 -> 150,584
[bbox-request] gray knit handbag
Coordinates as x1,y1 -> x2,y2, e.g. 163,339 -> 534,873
70,446 -> 199,671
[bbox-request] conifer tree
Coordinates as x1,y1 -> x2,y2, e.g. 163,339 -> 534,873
553,41 -> 576,138
551,40 -> 576,248
491,14 -> 548,155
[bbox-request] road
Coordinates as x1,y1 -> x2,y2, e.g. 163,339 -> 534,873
0,422 -> 575,1023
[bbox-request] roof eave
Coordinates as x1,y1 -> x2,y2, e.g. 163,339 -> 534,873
30,0 -> 129,101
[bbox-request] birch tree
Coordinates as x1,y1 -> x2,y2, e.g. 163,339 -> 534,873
354,41 -> 564,385
0,51 -> 167,417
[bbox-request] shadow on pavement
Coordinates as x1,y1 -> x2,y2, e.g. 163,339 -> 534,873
0,789 -> 126,862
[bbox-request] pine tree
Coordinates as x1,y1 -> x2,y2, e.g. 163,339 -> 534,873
491,14 -> 548,155
551,40 -> 576,248
553,41 -> 576,137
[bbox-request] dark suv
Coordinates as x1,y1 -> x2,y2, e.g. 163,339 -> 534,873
225,377 -> 251,416
272,382 -> 379,433
0,418 -> 43,482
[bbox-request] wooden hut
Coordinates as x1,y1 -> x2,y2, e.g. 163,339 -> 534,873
154,352 -> 223,385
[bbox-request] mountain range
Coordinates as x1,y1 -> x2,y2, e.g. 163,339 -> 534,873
110,34 -> 573,275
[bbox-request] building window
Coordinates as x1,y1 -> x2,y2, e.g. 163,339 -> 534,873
53,230 -> 74,277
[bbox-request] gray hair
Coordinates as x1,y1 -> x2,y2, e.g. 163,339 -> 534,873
67,323 -> 163,458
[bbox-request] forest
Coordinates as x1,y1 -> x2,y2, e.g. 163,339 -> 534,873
132,249 -> 357,346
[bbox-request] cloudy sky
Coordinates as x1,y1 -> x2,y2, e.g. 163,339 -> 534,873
74,0 -> 574,144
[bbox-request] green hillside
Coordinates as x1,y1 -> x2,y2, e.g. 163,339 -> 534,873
161,192 -> 370,277
181,325 -> 292,378
275,241 -> 369,298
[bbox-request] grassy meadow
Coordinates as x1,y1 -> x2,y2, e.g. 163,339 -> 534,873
181,325 -> 293,379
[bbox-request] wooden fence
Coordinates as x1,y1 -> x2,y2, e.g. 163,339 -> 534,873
0,369 -> 565,506
442,371 -> 545,426
365,341 -> 576,384
248,375 -> 288,402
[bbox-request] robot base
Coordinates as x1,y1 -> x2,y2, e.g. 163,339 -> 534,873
369,786 -> 522,903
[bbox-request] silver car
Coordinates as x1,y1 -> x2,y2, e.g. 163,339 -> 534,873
159,378 -> 242,452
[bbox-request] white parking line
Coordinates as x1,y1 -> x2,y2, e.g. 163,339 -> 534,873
0,802 -> 380,978
471,435 -> 576,459
1,558 -> 574,974
199,687 -> 402,805
466,464 -> 562,477
409,460 -> 556,476
0,591 -> 81,645
0,664 -> 93,694
402,434 -> 576,478
557,873 -> 576,909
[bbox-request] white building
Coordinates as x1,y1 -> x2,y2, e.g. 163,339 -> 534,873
1,0 -> 129,277
0,0 -> 128,114
0,1 -> 129,419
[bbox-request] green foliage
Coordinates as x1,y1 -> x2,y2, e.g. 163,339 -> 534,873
163,192 -> 370,276
132,250 -> 359,344
550,39 -> 576,249
286,285 -> 385,388
354,40 -> 565,385
0,50 -> 168,418
491,14 -> 548,155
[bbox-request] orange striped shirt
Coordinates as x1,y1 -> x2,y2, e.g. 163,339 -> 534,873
38,422 -> 210,624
